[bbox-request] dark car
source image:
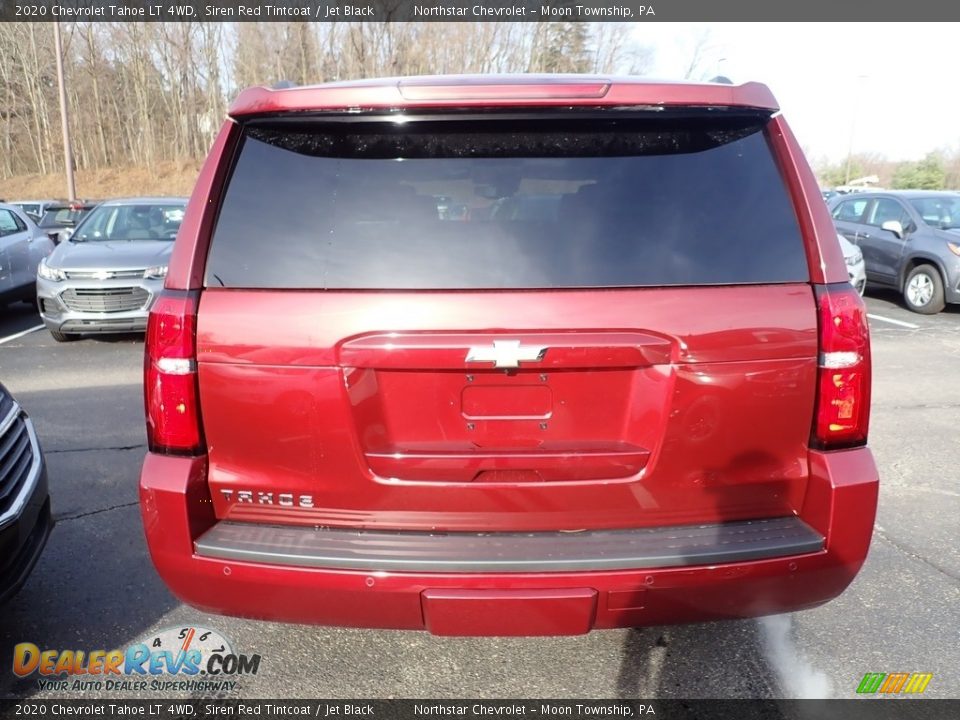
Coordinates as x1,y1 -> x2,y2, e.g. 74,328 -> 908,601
0,382 -> 52,604
36,201 -> 98,244
830,190 -> 960,313
139,75 -> 877,636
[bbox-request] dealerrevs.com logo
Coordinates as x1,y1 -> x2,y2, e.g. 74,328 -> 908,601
13,626 -> 261,693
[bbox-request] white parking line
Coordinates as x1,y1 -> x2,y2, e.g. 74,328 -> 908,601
867,313 -> 919,329
0,324 -> 44,346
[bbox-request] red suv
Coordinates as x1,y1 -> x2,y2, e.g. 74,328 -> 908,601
140,75 -> 878,636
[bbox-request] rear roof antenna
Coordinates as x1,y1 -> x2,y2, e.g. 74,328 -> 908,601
709,75 -> 734,85
272,80 -> 297,90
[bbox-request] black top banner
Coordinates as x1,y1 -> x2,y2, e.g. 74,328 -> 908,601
0,0 -> 958,21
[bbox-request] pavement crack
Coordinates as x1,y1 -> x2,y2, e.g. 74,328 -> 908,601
46,444 -> 146,454
56,501 -> 140,522
874,527 -> 960,585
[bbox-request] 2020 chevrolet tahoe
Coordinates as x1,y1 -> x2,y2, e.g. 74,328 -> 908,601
139,75 -> 879,636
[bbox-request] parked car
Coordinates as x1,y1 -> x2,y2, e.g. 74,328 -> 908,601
830,190 -> 960,313
0,381 -> 53,604
36,198 -> 188,341
140,75 -> 877,636
838,233 -> 866,296
0,203 -> 56,308
12,200 -> 59,223
36,201 -> 99,244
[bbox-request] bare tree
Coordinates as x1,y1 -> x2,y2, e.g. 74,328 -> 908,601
0,21 -> 658,181
682,28 -> 718,81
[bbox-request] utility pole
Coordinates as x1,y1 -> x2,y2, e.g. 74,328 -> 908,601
53,21 -> 76,201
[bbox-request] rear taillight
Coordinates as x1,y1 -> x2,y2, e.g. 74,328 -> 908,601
145,291 -> 203,455
812,284 -> 872,449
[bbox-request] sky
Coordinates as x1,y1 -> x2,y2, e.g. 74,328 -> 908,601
631,22 -> 960,165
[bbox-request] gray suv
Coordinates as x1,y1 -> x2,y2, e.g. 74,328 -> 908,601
36,198 -> 187,340
830,190 -> 960,314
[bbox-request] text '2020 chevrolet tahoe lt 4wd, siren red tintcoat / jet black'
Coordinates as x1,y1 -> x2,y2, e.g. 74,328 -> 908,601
139,76 -> 878,636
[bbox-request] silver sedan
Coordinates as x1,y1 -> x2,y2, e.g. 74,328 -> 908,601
0,203 -> 55,308
838,233 -> 866,296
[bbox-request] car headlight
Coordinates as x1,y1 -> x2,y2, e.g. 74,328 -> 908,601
37,257 -> 65,282
845,249 -> 863,267
143,265 -> 168,280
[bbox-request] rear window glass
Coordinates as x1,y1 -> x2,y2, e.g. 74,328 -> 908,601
16,204 -> 40,217
206,115 -> 807,289
39,208 -> 87,228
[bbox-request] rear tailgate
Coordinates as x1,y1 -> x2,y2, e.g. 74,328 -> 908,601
195,110 -> 817,532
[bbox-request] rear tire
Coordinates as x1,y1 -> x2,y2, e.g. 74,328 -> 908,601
49,329 -> 75,342
903,265 -> 945,314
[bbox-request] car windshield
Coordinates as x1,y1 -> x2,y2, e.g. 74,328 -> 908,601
909,196 -> 960,229
72,203 -> 185,242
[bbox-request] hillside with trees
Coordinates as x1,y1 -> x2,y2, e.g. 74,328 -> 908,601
0,21 -> 651,192
3,21 -> 956,198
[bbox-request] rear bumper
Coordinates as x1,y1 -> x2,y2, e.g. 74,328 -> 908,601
139,448 -> 878,635
194,516 -> 826,573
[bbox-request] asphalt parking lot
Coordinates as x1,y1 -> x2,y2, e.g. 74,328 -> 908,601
0,289 -> 957,700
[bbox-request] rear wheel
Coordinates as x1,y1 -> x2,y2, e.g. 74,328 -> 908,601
903,265 -> 945,314
49,329 -> 76,342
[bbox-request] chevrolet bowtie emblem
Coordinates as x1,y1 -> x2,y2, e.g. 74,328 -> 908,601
465,340 -> 547,369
